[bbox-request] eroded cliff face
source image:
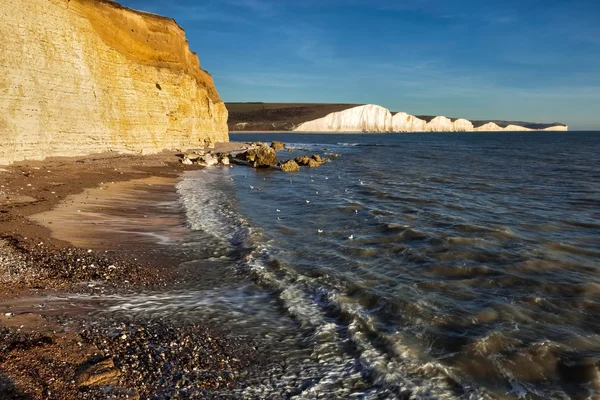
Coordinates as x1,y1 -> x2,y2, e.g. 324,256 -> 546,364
391,112 -> 427,132
295,105 -> 392,133
453,118 -> 474,132
293,105 -> 567,133
474,122 -> 503,132
0,0 -> 228,164
426,116 -> 454,132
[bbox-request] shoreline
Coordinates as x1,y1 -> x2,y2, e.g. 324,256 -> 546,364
0,145 -> 260,398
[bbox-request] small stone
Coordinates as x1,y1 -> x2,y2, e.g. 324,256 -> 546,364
75,357 -> 120,387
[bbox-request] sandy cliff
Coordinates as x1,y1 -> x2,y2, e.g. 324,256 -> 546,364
295,105 -> 392,133
0,0 -> 228,165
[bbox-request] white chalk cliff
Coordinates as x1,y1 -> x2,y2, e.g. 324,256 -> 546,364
293,104 -> 568,133
391,112 -> 427,132
474,122 -> 503,132
295,105 -> 392,132
426,116 -> 454,132
453,118 -> 474,132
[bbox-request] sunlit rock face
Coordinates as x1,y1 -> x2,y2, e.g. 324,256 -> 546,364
425,116 -> 454,132
542,125 -> 569,131
292,104 -> 567,134
0,0 -> 228,164
474,122 -> 504,132
295,105 -> 392,132
391,112 -> 427,132
453,118 -> 474,132
503,124 -> 531,131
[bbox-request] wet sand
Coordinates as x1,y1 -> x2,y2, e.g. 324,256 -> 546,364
0,145 -> 259,399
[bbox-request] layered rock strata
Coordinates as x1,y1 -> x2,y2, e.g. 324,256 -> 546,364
293,105 -> 568,133
0,0 -> 228,165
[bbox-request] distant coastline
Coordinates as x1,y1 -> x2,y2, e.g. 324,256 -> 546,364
227,102 -> 568,133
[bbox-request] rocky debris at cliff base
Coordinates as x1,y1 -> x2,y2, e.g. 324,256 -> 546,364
270,141 -> 286,150
178,151 -> 230,167
237,144 -> 277,168
279,160 -> 300,172
197,154 -> 218,167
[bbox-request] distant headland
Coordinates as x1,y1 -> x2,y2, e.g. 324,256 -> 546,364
227,103 -> 568,133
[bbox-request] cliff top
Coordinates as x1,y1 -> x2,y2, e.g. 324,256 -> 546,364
76,0 -> 221,103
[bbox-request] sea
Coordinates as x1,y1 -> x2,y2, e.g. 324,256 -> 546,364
101,131 -> 600,399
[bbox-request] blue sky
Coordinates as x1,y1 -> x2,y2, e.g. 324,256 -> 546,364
119,0 -> 600,129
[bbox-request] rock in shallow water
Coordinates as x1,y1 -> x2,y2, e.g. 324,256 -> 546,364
279,160 -> 299,172
294,156 -> 311,166
271,141 -> 285,150
307,159 -> 320,168
242,144 -> 277,168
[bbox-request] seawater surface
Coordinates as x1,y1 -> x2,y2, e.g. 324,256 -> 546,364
111,132 -> 600,398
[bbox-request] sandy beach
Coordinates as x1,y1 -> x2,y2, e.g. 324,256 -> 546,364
0,144 -> 260,399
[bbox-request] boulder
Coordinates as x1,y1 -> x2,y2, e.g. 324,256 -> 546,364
308,159 -> 320,168
181,157 -> 194,165
295,156 -> 311,166
220,156 -> 230,166
312,154 -> 323,163
271,141 -> 286,150
198,154 -> 218,167
279,160 -> 300,172
243,144 -> 277,168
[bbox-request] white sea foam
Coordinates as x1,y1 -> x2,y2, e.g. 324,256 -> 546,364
174,166 -> 494,398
